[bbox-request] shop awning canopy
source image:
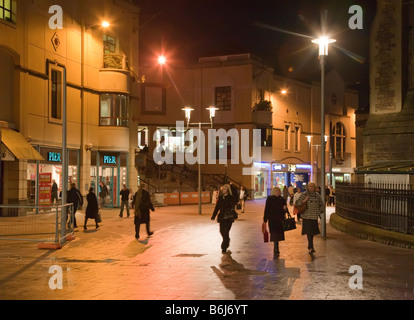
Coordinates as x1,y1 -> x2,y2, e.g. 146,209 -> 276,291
0,127 -> 44,161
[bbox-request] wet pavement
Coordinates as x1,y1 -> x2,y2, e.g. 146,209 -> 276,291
0,199 -> 413,300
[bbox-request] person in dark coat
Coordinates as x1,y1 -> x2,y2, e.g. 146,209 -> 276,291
84,187 -> 100,230
66,183 -> 83,228
211,184 -> 237,254
51,180 -> 58,204
263,187 -> 288,256
134,183 -> 155,240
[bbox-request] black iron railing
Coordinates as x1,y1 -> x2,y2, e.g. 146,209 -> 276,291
335,182 -> 414,234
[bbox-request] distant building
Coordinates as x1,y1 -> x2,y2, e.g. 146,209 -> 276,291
138,54 -> 358,198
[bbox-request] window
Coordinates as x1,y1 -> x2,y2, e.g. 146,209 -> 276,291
259,127 -> 272,147
100,93 -> 129,127
0,0 -> 13,23
294,125 -> 301,151
215,86 -> 232,111
141,83 -> 166,115
51,69 -> 62,120
332,122 -> 346,159
138,126 -> 149,149
284,124 -> 291,151
48,62 -> 64,124
103,35 -> 117,53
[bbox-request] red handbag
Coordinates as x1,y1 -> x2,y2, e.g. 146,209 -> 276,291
262,222 -> 269,243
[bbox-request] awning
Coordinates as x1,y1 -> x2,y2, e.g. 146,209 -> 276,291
0,127 -> 44,161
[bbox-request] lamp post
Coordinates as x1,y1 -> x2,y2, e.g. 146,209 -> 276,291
182,106 -> 218,215
311,36 -> 336,239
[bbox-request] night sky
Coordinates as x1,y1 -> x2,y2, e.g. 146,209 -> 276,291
136,0 -> 376,106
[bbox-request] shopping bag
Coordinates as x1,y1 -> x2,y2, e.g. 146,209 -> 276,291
96,212 -> 102,223
282,212 -> 296,231
262,222 -> 269,242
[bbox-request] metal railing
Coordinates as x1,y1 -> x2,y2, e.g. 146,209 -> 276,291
0,204 -> 74,245
335,182 -> 414,234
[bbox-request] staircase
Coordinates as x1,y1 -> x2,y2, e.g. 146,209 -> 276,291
136,152 -> 245,194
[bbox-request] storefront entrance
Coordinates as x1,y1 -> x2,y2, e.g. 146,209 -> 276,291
100,166 -> 118,208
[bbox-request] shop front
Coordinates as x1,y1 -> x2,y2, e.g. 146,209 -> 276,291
27,147 -> 80,205
90,151 -> 128,208
272,163 -> 311,191
253,162 -> 271,199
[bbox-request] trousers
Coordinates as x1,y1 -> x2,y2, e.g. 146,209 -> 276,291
219,220 -> 233,252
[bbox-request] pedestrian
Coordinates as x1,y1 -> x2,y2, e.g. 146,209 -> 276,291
211,184 -> 237,254
293,187 -> 302,222
294,182 -> 324,254
66,183 -> 83,228
134,183 -> 155,240
282,185 -> 289,202
51,179 -> 58,204
119,184 -> 130,217
329,185 -> 335,206
99,181 -> 108,209
239,186 -> 248,213
129,188 -> 134,209
263,187 -> 287,256
325,185 -> 330,206
84,187 -> 100,230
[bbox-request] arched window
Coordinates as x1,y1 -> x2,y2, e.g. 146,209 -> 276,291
332,122 -> 346,159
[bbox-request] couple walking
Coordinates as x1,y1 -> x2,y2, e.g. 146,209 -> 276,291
263,182 -> 324,256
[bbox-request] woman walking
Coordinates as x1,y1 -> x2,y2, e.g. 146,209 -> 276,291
211,184 -> 237,253
294,182 -> 324,254
84,187 -> 100,230
263,187 -> 287,256
134,183 -> 155,240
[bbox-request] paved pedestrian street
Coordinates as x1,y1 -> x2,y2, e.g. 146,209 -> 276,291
0,200 -> 413,301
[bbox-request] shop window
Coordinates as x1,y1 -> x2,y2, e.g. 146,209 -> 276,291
100,93 -> 129,127
215,86 -> 232,111
332,122 -> 346,159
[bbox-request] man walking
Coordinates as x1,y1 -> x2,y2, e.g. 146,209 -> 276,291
99,181 -> 108,209
119,184 -> 130,217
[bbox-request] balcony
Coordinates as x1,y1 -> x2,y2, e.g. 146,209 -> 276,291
99,53 -> 131,93
252,100 -> 273,125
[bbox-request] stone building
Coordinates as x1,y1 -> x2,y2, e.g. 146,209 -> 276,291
356,0 -> 414,184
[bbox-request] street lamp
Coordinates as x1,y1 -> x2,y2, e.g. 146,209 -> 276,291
311,35 -> 336,239
182,106 -> 218,215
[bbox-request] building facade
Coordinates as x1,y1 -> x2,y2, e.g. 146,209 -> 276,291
0,0 -> 140,208
137,54 -> 358,199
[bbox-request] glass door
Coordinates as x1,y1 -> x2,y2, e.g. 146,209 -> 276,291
100,167 -> 118,208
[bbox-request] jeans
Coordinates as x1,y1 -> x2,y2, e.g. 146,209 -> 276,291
119,200 -> 129,217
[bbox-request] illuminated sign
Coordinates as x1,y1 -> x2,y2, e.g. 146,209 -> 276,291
48,152 -> 61,162
103,155 -> 117,164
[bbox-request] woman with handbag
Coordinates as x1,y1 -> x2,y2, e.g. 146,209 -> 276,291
84,187 -> 100,230
294,182 -> 324,254
263,187 -> 287,256
211,184 -> 237,254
